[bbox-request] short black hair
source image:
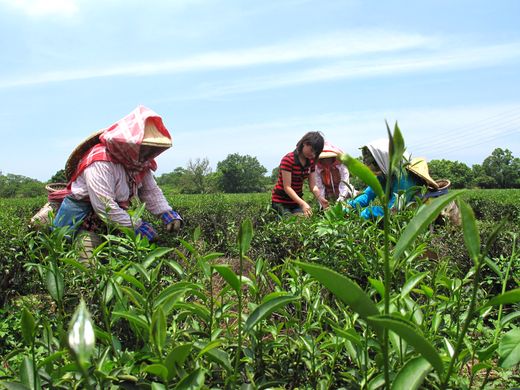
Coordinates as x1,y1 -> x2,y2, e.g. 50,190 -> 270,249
296,131 -> 325,156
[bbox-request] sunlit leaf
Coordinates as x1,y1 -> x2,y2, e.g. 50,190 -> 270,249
498,327 -> 520,368
391,356 -> 432,390
143,247 -> 174,269
368,314 -> 444,375
244,295 -> 298,332
389,121 -> 406,174
112,311 -> 149,332
482,288 -> 520,309
401,272 -> 427,299
20,356 -> 39,390
238,219 -> 253,257
142,364 -> 168,381
21,309 -> 35,346
213,264 -> 241,293
151,308 -> 167,353
295,261 -> 382,338
459,200 -> 480,264
68,299 -> 96,366
393,191 -> 461,261
174,368 -> 205,390
45,265 -> 64,302
340,154 -> 384,199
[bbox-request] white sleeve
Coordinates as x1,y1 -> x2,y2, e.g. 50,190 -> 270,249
337,164 -> 352,201
83,162 -> 137,227
138,171 -> 172,216
314,166 -> 326,198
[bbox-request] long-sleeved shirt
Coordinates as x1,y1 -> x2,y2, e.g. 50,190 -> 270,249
70,161 -> 171,227
348,172 -> 421,219
315,163 -> 354,201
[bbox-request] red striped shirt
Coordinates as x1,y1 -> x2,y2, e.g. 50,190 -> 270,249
272,151 -> 315,204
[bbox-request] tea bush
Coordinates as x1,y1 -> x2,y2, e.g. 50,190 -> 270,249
0,186 -> 519,389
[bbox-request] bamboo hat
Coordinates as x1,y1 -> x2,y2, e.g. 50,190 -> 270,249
141,119 -> 172,147
64,130 -> 103,181
319,141 -> 343,159
407,157 -> 439,189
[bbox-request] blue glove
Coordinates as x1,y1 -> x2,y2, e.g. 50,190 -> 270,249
161,210 -> 183,232
135,221 -> 158,241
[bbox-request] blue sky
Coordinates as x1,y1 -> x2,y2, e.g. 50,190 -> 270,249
1,0 -> 519,182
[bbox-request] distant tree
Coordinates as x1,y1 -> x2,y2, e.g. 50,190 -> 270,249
49,169 -> 67,183
217,154 -> 267,193
481,148 -> 520,188
182,158 -> 213,194
157,167 -> 187,191
270,167 -> 279,185
0,173 -> 45,198
428,159 -> 473,189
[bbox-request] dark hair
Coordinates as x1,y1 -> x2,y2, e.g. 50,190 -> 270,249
296,131 -> 325,156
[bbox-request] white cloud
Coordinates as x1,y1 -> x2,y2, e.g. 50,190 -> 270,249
1,0 -> 79,18
0,30 -> 435,88
198,42 -> 520,97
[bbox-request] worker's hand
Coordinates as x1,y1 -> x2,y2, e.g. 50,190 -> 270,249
161,210 -> 184,233
301,202 -> 312,217
135,221 -> 158,241
318,196 -> 329,210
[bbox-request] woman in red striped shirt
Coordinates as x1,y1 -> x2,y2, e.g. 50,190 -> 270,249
271,131 -> 327,217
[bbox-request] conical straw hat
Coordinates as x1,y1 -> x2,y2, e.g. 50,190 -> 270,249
142,120 -> 172,147
64,130 -> 103,180
407,157 -> 439,189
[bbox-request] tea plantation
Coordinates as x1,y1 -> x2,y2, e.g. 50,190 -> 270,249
0,189 -> 518,389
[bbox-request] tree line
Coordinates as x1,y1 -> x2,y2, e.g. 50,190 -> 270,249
1,148 -> 519,198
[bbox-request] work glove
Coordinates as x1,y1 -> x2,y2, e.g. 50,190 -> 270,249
161,210 -> 184,233
135,221 -> 158,241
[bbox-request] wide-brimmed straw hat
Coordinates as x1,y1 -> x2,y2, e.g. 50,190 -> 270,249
319,141 -> 343,159
64,130 -> 103,181
142,119 -> 172,147
407,157 -> 439,189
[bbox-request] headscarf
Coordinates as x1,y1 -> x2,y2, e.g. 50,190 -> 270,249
365,138 -> 410,176
365,138 -> 390,176
318,141 -> 343,190
69,105 -> 172,185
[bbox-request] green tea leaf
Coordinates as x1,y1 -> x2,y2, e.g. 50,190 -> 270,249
21,309 -> 35,346
174,368 -> 205,390
401,272 -> 427,299
45,265 -> 64,302
19,356 -> 39,390
459,200 -> 480,264
238,219 -> 253,257
498,327 -> 520,368
367,314 -> 444,375
142,364 -> 168,381
111,311 -> 149,332
151,308 -> 167,353
482,288 -> 520,309
389,122 -> 406,174
143,247 -> 174,269
393,191 -> 461,261
244,295 -> 298,332
340,154 -> 384,200
295,261 -> 382,338
391,356 -> 432,390
213,264 -> 241,293
0,381 -> 31,390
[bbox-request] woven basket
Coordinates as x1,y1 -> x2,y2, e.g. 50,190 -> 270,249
45,182 -> 68,194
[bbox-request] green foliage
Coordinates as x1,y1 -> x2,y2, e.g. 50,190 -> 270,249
0,173 -> 45,198
217,153 -> 268,193
0,184 -> 519,388
428,159 -> 474,189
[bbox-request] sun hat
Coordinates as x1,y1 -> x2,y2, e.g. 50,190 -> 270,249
141,119 -> 172,147
407,157 -> 439,189
64,130 -> 104,180
319,141 -> 343,159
